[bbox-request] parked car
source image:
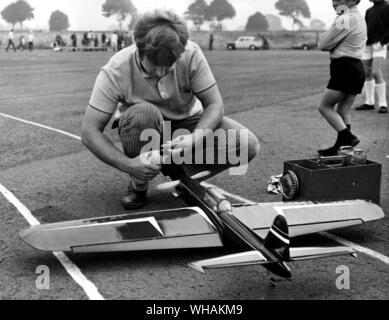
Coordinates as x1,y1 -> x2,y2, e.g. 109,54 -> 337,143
226,36 -> 266,50
291,40 -> 317,50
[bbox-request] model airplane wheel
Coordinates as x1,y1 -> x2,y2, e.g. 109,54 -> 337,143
281,170 -> 300,200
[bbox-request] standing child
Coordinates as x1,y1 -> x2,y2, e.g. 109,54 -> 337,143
356,0 -> 389,114
317,0 -> 367,157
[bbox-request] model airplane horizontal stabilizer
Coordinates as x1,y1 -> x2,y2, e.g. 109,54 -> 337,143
189,251 -> 267,273
290,246 -> 356,261
188,246 -> 356,273
189,214 -> 356,274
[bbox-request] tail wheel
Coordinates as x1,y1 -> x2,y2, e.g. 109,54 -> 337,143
280,170 -> 300,200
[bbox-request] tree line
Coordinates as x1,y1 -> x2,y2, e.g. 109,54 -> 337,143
0,0 -> 326,33
0,0 -> 137,31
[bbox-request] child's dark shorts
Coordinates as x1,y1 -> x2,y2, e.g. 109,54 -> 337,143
327,57 -> 366,95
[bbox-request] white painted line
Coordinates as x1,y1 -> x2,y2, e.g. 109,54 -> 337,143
52,252 -> 104,300
322,232 -> 389,265
0,182 -> 105,300
0,112 -> 81,141
1,111 -> 388,267
0,183 -> 40,227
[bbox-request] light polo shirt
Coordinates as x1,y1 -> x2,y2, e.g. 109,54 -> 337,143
89,40 -> 217,120
318,6 -> 367,60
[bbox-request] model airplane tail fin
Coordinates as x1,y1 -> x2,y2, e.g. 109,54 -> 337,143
264,215 -> 290,262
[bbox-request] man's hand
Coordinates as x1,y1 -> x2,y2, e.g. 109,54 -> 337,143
163,134 -> 195,156
128,155 -> 161,182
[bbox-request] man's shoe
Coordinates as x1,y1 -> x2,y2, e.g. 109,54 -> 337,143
356,104 -> 375,111
121,185 -> 148,210
378,106 -> 388,114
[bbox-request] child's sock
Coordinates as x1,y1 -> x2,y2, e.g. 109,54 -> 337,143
376,82 -> 388,107
364,80 -> 376,105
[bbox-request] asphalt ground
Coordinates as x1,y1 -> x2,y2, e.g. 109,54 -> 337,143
0,49 -> 388,300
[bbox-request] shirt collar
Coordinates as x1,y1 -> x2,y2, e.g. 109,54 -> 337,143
135,49 -> 176,79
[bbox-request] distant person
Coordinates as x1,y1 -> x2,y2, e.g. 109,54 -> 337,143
82,32 -> 89,47
88,31 -> 94,47
55,34 -> 64,47
5,29 -> 16,52
260,35 -> 270,50
71,33 -> 77,48
209,33 -> 214,51
117,32 -> 124,51
317,0 -> 367,157
110,32 -> 118,51
94,34 -> 99,47
17,35 -> 26,51
101,32 -> 107,47
356,0 -> 389,114
123,31 -> 133,48
28,30 -> 34,51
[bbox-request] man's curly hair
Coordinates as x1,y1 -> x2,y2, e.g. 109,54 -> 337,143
134,10 -> 189,67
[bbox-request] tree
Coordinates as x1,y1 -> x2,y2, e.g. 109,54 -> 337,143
275,0 -> 311,31
310,19 -> 326,30
208,0 -> 236,31
49,10 -> 70,32
185,0 -> 209,31
245,12 -> 268,33
1,0 -> 34,28
266,14 -> 283,31
128,12 -> 139,31
102,0 -> 137,31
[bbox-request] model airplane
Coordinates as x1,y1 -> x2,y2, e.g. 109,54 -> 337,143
20,157 -> 384,279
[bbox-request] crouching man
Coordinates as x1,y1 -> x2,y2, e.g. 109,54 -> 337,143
81,10 -> 260,210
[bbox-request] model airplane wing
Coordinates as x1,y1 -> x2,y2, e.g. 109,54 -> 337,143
232,200 -> 384,239
20,200 -> 383,253
20,207 -> 223,253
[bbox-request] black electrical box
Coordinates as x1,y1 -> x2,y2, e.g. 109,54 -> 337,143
283,157 -> 382,204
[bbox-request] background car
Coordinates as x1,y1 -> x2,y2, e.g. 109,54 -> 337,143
291,40 -> 317,50
226,36 -> 266,50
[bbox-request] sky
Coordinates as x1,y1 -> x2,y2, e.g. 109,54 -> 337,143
0,0 -> 375,31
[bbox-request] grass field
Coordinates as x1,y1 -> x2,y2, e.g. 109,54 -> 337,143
0,49 -> 388,300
